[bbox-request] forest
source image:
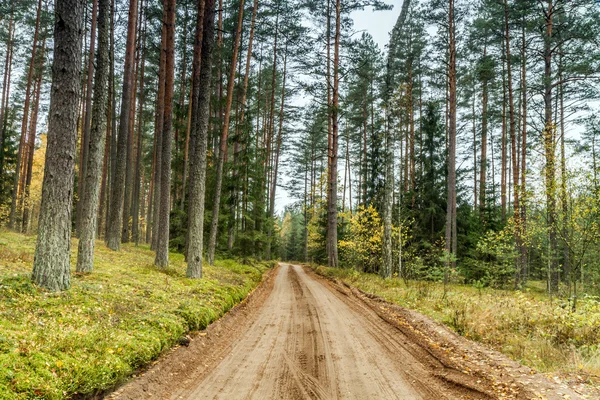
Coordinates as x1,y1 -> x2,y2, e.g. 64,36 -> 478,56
1,0 -> 600,398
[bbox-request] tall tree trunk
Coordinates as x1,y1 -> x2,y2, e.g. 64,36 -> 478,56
98,12 -> 113,238
186,0 -> 213,278
132,5 -> 147,246
480,44 -> 488,213
10,0 -> 42,229
22,39 -> 47,233
32,0 -> 84,291
504,0 -> 521,288
559,51 -> 569,283
520,19 -> 528,282
123,0 -> 142,243
105,0 -> 117,239
327,0 -> 341,268
76,0 -> 99,235
155,0 -> 176,268
267,45 -> 287,259
0,12 -> 14,180
445,0 -> 457,287
500,43 -> 507,221
381,0 -> 411,277
151,19 -> 168,250
227,0 -> 259,249
106,0 -> 138,250
76,0 -> 110,272
543,0 -> 559,293
472,96 -> 477,209
206,0 -> 245,265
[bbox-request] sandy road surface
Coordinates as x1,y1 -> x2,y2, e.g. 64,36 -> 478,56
112,264 -> 585,400
182,264 -> 481,400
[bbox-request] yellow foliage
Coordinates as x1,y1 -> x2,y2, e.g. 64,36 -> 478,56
339,204 -> 383,272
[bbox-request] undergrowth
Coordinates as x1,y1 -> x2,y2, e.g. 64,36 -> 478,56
0,231 -> 272,399
313,265 -> 600,384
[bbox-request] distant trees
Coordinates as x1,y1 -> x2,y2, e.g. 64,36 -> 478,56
0,0 -> 598,296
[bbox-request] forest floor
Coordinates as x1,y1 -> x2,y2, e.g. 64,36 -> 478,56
0,230 -> 272,399
111,263 -> 587,399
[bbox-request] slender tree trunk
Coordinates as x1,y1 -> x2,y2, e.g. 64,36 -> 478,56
520,19 -> 528,282
106,0 -> 138,250
151,19 -> 167,250
559,51 -> 569,283
76,0 -> 110,272
226,0 -> 259,248
0,12 -> 14,180
480,44 -> 488,213
444,0 -> 457,287
504,0 -> 521,288
500,43 -> 507,221
98,16 -> 113,238
10,0 -> 42,229
32,0 -> 84,291
543,0 -> 559,293
22,39 -> 47,234
327,0 -> 341,268
155,0 -> 176,268
206,0 -> 245,265
186,0 -> 213,278
123,1 -> 142,243
105,0 -> 116,239
132,6 -> 147,246
76,0 -> 99,235
472,96 -> 477,209
267,46 -> 287,259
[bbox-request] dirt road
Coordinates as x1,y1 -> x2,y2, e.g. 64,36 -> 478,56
186,263 -> 448,399
112,264 -> 584,400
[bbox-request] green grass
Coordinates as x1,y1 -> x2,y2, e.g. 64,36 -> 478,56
313,265 -> 600,383
0,231 -> 272,399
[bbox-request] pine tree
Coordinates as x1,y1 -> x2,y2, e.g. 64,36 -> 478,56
32,0 -> 84,291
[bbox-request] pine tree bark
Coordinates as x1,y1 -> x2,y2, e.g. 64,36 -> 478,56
500,43 -> 507,221
9,0 -> 42,229
543,0 -> 559,293
327,0 -> 341,268
32,0 -> 84,291
122,0 -> 143,243
22,39 -> 47,233
226,0 -> 259,249
186,0 -> 214,279
0,12 -> 14,180
445,0 -> 457,286
480,44 -> 488,213
76,0 -> 110,272
503,0 -> 521,288
520,19 -> 528,282
106,0 -> 138,250
206,0 -> 245,265
151,21 -> 167,250
76,0 -> 99,235
154,0 -> 176,268
105,0 -> 117,239
267,45 -> 287,259
132,8 -> 147,246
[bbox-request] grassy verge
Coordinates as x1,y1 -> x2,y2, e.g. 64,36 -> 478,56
0,231 -> 272,399
313,265 -> 600,383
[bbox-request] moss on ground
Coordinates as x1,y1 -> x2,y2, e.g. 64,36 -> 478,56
0,231 -> 271,399
313,265 -> 600,383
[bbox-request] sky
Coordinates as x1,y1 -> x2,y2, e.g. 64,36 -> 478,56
274,1 -> 399,214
